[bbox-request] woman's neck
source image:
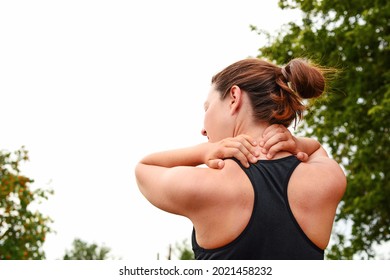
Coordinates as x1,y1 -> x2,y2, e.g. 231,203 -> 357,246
233,120 -> 268,142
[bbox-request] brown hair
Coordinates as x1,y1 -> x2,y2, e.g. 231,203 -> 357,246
211,58 -> 326,127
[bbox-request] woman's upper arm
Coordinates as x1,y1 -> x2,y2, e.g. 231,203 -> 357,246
135,163 -> 221,217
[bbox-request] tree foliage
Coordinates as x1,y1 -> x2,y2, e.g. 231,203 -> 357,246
256,0 -> 390,259
63,238 -> 112,260
0,147 -> 53,259
160,239 -> 194,260
174,239 -> 194,260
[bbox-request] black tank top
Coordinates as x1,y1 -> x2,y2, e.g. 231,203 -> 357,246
192,156 -> 324,260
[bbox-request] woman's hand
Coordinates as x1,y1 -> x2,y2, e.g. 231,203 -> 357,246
204,125 -> 320,169
205,135 -> 260,169
260,124 -> 309,161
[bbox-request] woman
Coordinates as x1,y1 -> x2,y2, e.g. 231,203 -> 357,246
135,58 -> 346,260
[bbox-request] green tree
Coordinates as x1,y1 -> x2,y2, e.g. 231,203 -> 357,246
0,147 -> 53,259
159,239 -> 194,260
255,0 -> 389,259
174,239 -> 194,260
63,238 -> 112,260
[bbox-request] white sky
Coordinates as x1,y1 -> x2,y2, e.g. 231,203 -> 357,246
0,0 -> 302,260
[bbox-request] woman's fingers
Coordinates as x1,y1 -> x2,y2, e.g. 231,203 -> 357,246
260,124 -> 286,147
227,135 -> 260,166
260,124 -> 304,160
208,135 -> 260,169
230,135 -> 259,158
207,159 -> 225,169
263,134 -> 296,159
295,152 -> 309,162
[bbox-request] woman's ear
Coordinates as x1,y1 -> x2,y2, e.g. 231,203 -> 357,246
229,85 -> 243,115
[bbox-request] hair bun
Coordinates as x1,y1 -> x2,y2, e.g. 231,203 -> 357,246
287,58 -> 325,99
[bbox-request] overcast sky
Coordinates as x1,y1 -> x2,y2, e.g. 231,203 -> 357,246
0,1 -> 302,259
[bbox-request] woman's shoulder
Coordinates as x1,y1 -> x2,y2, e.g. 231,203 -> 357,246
288,157 -> 346,249
290,156 -> 346,205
